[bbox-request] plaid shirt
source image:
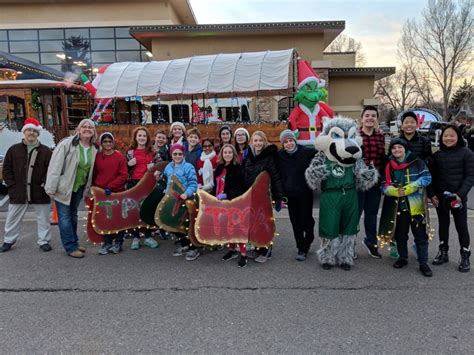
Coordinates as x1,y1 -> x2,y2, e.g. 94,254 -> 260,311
358,129 -> 387,172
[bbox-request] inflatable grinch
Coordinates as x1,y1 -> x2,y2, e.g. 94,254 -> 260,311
305,117 -> 378,270
288,60 -> 334,146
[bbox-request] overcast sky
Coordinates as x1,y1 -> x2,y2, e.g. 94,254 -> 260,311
189,0 -> 428,68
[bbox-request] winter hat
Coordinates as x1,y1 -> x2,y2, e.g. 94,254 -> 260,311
22,117 -> 42,134
219,124 -> 233,138
297,60 -> 325,89
170,121 -> 186,133
234,127 -> 250,141
401,111 -> 418,124
279,129 -> 296,144
170,143 -> 185,155
99,131 -> 114,144
389,137 -> 409,152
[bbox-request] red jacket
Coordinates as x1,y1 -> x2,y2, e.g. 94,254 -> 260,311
92,151 -> 128,192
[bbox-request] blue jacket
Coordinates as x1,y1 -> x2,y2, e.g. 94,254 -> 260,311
163,161 -> 198,197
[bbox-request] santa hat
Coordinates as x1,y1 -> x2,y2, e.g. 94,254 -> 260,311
22,118 -> 42,134
297,60 -> 325,89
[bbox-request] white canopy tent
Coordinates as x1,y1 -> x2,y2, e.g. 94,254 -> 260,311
96,48 -> 297,99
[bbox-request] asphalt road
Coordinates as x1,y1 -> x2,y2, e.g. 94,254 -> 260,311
0,208 -> 473,354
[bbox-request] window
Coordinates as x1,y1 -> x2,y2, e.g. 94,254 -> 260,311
90,28 -> 114,38
39,40 -> 64,52
171,104 -> 189,123
40,53 -> 63,64
39,29 -> 64,40
116,38 -> 139,50
115,27 -> 131,38
91,51 -> 116,62
0,31 -> 7,41
65,28 -> 89,38
0,42 -> 8,52
91,39 -> 115,51
9,41 -> 38,53
9,30 -> 37,40
13,53 -> 40,62
116,51 -> 141,62
151,104 -> 170,123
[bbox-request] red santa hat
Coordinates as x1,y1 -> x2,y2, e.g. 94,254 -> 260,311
22,117 -> 42,134
297,60 -> 326,89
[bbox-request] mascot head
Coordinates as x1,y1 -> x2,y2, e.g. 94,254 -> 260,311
315,117 -> 363,167
294,60 -> 328,110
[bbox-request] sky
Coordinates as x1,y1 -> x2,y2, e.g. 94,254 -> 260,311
189,0 -> 428,68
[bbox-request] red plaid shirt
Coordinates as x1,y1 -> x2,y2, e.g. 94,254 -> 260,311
358,128 -> 387,172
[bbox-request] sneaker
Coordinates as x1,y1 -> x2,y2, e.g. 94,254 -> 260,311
295,251 -> 307,261
393,258 -> 408,269
222,250 -> 239,262
389,241 -> 399,259
432,249 -> 449,265
144,237 -> 159,249
363,240 -> 382,259
173,246 -> 190,257
238,255 -> 248,268
340,263 -> 351,271
109,242 -> 122,254
98,243 -> 112,255
0,242 -> 14,252
185,249 -> 200,261
159,230 -> 172,240
68,250 -> 85,258
131,238 -> 140,250
39,243 -> 52,252
419,263 -> 433,277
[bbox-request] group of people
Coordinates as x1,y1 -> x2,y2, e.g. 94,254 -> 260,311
1,106 -> 473,274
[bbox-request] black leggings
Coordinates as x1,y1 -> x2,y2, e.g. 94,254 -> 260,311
436,197 -> 470,250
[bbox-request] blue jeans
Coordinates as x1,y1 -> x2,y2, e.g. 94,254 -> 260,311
56,186 -> 84,253
358,184 -> 382,246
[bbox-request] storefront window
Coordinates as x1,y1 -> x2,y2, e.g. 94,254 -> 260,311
92,51 -> 116,62
39,40 -> 64,52
91,39 -> 115,51
91,28 -> 114,38
65,28 -> 89,38
116,51 -> 141,62
9,30 -> 37,40
171,104 -> 189,123
9,41 -> 38,53
116,38 -> 139,50
39,29 -> 64,40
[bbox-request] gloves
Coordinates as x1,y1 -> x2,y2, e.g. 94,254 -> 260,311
104,188 -> 112,196
385,186 -> 400,197
274,200 -> 283,212
217,193 -> 227,200
403,183 -> 418,196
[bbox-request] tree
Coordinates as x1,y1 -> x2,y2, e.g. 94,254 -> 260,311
400,0 -> 473,119
61,36 -> 91,73
376,64 -> 419,112
326,34 -> 366,66
450,79 -> 473,110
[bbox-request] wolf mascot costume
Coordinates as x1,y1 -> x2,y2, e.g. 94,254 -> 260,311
305,117 -> 378,270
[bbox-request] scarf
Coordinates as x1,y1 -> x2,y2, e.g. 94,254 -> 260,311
384,158 -> 410,188
199,150 -> 216,186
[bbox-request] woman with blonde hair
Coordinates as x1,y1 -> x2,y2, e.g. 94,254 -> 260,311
45,118 -> 98,258
242,130 -> 284,263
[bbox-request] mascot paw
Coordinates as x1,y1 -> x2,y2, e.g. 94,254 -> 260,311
355,160 -> 379,191
305,152 -> 329,191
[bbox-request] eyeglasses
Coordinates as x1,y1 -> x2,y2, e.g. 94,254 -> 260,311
81,125 -> 94,130
172,152 -> 183,156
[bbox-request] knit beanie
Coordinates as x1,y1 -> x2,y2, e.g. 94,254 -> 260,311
99,131 -> 114,144
279,129 -> 296,144
389,137 -> 409,152
170,143 -> 185,155
170,121 -> 186,133
234,127 -> 250,141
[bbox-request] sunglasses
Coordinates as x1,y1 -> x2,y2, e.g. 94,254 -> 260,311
172,152 -> 183,156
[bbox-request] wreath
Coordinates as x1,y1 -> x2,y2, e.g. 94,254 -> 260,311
31,91 -> 42,111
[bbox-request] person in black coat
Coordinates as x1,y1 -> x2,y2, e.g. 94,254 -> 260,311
399,111 -> 433,164
213,144 -> 248,267
428,125 -> 474,272
277,129 -> 316,261
242,130 -> 285,263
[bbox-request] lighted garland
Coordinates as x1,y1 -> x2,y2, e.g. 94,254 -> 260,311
31,91 -> 42,111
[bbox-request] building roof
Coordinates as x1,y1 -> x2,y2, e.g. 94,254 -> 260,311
0,51 -> 64,81
130,21 -> 345,49
0,79 -> 87,92
328,67 -> 395,80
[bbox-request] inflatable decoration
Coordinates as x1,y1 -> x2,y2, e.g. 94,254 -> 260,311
80,64 -> 113,123
88,171 -> 156,235
192,172 -> 275,247
154,176 -> 190,234
288,60 -> 334,146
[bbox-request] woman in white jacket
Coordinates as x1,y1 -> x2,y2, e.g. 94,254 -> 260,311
45,119 -> 98,258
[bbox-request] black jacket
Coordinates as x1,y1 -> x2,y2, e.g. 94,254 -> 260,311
242,144 -> 284,201
277,145 -> 316,197
428,146 -> 474,201
400,132 -> 432,164
3,141 -> 52,204
212,163 -> 246,200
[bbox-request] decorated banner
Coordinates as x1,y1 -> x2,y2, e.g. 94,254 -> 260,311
139,178 -> 166,226
85,196 -> 104,244
193,172 -> 275,247
185,199 -> 206,248
154,176 -> 190,234
89,171 -> 157,235
377,196 -> 399,248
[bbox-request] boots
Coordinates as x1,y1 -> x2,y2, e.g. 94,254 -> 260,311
432,244 -> 449,265
458,247 -> 470,273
